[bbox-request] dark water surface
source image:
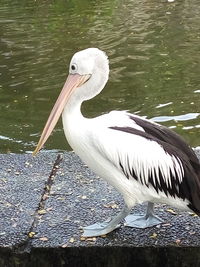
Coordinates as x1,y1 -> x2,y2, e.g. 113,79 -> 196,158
0,0 -> 199,153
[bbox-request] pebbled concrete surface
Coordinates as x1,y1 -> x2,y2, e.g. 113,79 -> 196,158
0,153 -> 58,250
31,152 -> 200,248
0,149 -> 200,266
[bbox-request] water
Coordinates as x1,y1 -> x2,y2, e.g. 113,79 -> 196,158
0,0 -> 199,153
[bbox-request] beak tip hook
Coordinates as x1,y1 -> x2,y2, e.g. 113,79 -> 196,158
32,149 -> 38,157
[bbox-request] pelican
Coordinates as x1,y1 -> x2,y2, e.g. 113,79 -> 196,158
33,48 -> 200,237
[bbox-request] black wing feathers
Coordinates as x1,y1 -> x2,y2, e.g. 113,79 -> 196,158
130,115 -> 199,167
110,115 -> 200,215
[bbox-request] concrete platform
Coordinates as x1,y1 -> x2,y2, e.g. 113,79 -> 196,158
0,149 -> 200,267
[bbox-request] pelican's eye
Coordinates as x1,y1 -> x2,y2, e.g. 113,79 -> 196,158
71,63 -> 78,72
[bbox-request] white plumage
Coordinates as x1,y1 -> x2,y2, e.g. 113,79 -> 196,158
63,109 -> 188,209
34,48 -> 200,237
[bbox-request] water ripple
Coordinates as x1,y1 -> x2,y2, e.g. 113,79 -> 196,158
0,0 -> 200,152
152,113 -> 200,122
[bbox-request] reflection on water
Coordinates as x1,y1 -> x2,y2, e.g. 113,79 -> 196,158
152,113 -> 200,122
0,0 -> 199,153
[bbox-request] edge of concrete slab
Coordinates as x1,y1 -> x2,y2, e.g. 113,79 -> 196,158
0,247 -> 200,267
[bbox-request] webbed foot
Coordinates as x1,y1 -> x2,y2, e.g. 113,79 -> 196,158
82,218 -> 120,237
125,213 -> 163,228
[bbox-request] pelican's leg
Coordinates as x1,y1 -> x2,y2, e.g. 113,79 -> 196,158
125,202 -> 163,228
82,205 -> 132,237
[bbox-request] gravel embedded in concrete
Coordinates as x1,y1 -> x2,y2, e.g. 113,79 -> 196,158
0,149 -> 199,253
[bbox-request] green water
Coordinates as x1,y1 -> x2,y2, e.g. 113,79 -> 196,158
0,0 -> 199,153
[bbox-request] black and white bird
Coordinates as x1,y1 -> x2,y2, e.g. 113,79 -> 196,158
33,48 -> 200,237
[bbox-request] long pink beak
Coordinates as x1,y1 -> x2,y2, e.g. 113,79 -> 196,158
33,73 -> 90,156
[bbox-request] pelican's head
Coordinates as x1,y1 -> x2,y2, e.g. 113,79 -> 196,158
33,48 -> 109,155
68,48 -> 109,102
